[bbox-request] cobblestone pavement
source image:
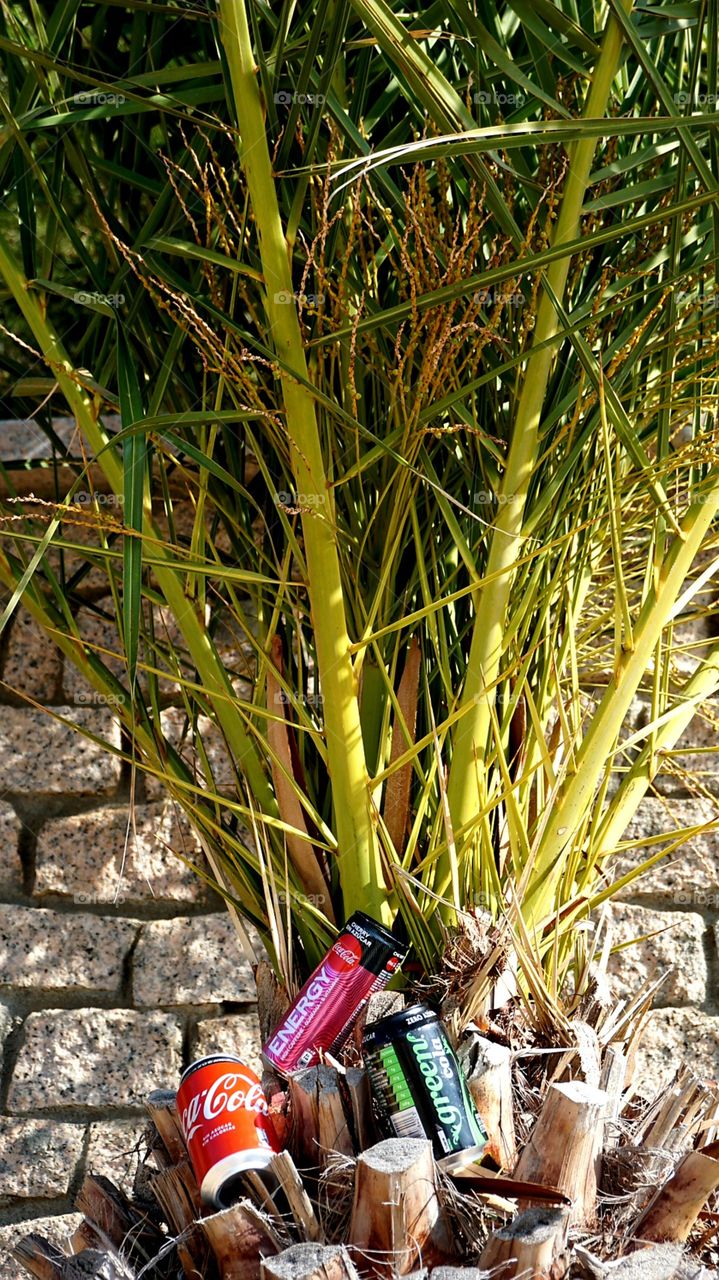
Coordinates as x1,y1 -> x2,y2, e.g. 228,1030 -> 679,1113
1,422 -> 719,1271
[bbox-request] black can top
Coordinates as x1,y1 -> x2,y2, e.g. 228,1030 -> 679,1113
347,911 -> 409,957
362,1002 -> 439,1047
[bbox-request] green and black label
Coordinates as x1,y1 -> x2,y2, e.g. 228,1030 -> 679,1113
362,1004 -> 487,1162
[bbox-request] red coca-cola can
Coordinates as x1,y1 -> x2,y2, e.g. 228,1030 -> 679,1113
177,1054 -> 281,1207
262,911 -> 408,1076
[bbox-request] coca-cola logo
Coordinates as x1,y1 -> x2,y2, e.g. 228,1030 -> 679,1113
327,934 -> 362,974
181,1071 -> 267,1143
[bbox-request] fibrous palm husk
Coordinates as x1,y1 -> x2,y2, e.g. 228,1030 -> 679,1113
11,970 -> 719,1280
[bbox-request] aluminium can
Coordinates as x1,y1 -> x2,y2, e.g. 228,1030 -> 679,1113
362,1003 -> 487,1169
262,911 -> 408,1076
177,1054 -> 281,1207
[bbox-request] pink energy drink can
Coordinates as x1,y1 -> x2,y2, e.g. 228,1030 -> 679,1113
262,912 -> 408,1076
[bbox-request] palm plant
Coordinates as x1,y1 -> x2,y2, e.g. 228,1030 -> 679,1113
0,0 -> 718,1017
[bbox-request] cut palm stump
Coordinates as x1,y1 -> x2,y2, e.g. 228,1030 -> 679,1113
460,1033 -> 516,1169
11,1030 -> 719,1280
349,1138 -> 452,1276
512,1080 -> 607,1225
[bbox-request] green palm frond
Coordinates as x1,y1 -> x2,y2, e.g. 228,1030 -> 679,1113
0,0 -> 717,1016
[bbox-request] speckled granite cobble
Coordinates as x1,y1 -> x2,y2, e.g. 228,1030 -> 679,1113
191,1010 -> 264,1075
0,1215 -> 82,1280
62,601 -> 183,702
60,604 -> 128,697
0,707 -> 121,795
607,902 -> 707,1005
2,609 -> 63,702
0,1005 -> 13,1077
0,906 -> 137,994
7,1009 -> 183,1111
133,914 -> 256,1007
0,1120 -> 85,1200
634,1008 -> 719,1090
35,801 -> 206,905
0,804 -> 22,896
0,417 -> 81,460
144,707 -> 241,797
624,693 -> 719,797
84,1118 -> 148,1193
614,796 -> 719,900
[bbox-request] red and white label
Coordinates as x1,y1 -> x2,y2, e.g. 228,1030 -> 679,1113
177,1058 -> 280,1189
180,1069 -> 267,1142
327,935 -> 362,974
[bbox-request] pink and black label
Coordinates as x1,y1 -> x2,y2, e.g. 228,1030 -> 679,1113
262,913 -> 407,1075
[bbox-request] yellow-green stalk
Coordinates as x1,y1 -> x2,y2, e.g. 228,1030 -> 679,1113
216,0 -> 387,922
524,485 -> 719,924
442,0 -> 636,901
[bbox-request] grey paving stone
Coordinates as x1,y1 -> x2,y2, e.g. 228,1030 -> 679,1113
61,605 -> 127,697
0,802 -> 22,896
133,914 -> 256,1007
670,608 -> 717,678
0,1214 -> 82,1280
0,707 -> 121,796
63,602 -> 182,702
0,906 -> 137,994
610,796 -> 719,901
145,707 -> 240,798
633,1007 -> 719,1094
0,1002 -> 14,1078
84,1118 -> 149,1194
192,1011 -> 263,1076
0,416 -> 120,462
35,801 -> 206,906
607,902 -> 707,1005
7,1009 -> 183,1110
0,418 -> 79,460
0,1119 -> 84,1199
2,608 -> 62,702
621,693 -> 719,797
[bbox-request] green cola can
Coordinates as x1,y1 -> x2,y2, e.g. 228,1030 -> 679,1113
362,1003 -> 487,1170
